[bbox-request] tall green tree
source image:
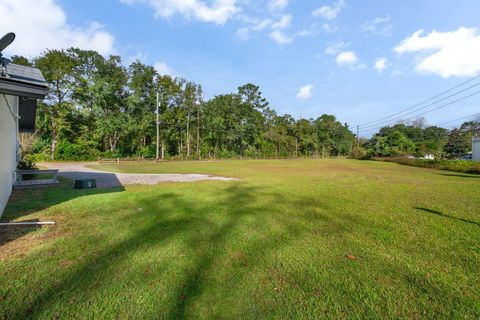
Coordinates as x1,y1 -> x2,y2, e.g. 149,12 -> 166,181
127,61 -> 158,154
35,49 -> 78,158
27,47 -> 364,161
444,128 -> 471,158
94,56 -> 130,154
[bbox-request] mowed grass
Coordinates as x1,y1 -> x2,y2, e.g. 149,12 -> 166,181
1,159 -> 479,319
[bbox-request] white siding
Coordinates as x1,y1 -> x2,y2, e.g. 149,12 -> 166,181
0,94 -> 18,218
473,137 -> 480,161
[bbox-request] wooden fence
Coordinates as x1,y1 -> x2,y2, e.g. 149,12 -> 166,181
97,157 -> 159,164
97,155 -> 347,164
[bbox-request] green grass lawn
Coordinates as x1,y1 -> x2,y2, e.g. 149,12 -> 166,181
1,159 -> 479,319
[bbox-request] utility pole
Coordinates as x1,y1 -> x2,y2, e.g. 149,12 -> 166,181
295,137 -> 298,158
196,102 -> 201,160
186,110 -> 190,157
156,90 -> 160,161
356,125 -> 360,147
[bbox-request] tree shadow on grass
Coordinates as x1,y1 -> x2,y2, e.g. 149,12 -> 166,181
1,178 -> 124,247
8,192 -> 199,319
7,184 -> 256,318
59,171 -> 126,188
438,173 -> 480,179
7,182 -> 362,319
0,220 -> 41,246
2,178 -> 124,222
414,207 -> 480,227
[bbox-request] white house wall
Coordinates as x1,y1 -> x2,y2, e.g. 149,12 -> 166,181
473,138 -> 480,161
0,94 -> 18,217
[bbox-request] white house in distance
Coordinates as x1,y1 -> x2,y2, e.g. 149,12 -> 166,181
473,136 -> 480,161
0,33 -> 48,217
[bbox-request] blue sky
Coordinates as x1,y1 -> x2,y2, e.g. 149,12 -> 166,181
2,0 -> 480,136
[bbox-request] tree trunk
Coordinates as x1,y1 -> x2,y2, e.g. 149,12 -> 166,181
110,131 -> 118,153
50,117 -> 57,159
295,138 -> 298,158
50,134 -> 57,159
239,138 -> 243,157
186,112 -> 190,157
196,108 -> 200,159
180,135 -> 183,157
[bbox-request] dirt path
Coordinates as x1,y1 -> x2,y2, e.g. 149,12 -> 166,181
41,162 -> 237,188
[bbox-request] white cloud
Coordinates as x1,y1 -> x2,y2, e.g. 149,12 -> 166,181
297,24 -> 320,37
0,0 -> 115,57
321,23 -> 339,34
391,69 -> 403,77
296,22 -> 340,38
361,15 -> 392,36
312,0 -> 346,20
235,16 -> 274,40
374,57 -> 387,73
121,0 -> 239,25
325,41 -> 348,55
269,30 -> 293,44
394,27 -> 480,78
239,14 -> 293,44
252,19 -> 273,31
271,14 -> 291,30
268,0 -> 289,11
154,61 -> 177,77
297,84 -> 314,99
336,51 -> 365,69
235,27 -> 251,40
125,52 -> 149,66
336,51 -> 358,65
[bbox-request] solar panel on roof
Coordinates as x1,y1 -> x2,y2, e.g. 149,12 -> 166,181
3,62 -> 48,87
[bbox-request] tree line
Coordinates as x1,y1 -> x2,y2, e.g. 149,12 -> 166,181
14,48 -> 355,161
13,48 -> 478,162
360,119 -> 479,159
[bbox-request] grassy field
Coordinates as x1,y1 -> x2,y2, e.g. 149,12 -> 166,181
1,159 -> 479,319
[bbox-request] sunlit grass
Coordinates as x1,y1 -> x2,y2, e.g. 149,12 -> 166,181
1,159 -> 479,319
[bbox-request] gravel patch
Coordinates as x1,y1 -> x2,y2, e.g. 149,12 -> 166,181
42,162 -> 237,188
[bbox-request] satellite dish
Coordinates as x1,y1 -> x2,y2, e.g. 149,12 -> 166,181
0,32 -> 15,55
0,33 -> 15,77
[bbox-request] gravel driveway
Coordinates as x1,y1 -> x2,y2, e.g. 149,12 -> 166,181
42,162 -> 237,188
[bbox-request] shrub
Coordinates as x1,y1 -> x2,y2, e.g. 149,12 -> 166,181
17,154 -> 38,180
217,149 -> 237,159
350,146 -> 368,159
17,155 -> 38,171
140,145 -> 156,159
27,153 -> 49,163
244,145 -> 258,158
375,157 -> 480,175
466,162 -> 480,174
55,141 -> 98,161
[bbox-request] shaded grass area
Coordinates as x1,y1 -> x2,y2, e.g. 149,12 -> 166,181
414,207 -> 480,227
1,159 -> 480,319
376,157 -> 480,175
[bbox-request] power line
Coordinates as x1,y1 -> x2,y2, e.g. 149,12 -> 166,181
359,89 -> 480,134
408,89 -> 480,118
437,112 -> 480,127
358,74 -> 480,128
359,81 -> 480,129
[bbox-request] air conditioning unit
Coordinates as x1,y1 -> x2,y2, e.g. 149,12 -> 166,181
74,179 -> 96,189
